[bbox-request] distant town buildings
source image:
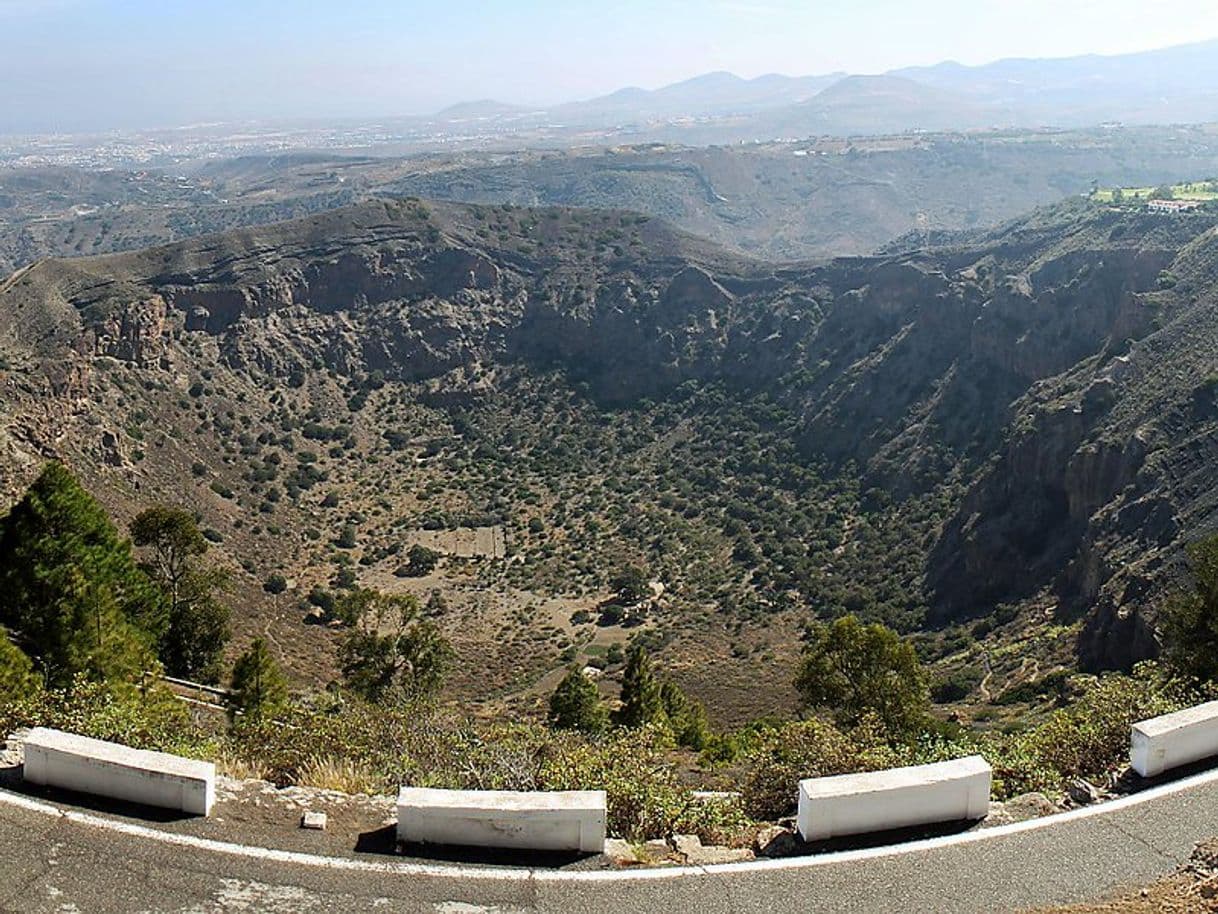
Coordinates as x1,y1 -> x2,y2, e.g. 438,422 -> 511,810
1148,199 -> 1203,214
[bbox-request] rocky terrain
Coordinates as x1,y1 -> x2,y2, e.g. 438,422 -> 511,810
6,125 -> 1218,275
2,196 -> 1218,717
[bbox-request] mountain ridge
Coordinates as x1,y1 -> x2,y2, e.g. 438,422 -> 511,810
413,37 -> 1218,141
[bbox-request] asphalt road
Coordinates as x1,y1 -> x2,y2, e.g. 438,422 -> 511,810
1,769 -> 1216,914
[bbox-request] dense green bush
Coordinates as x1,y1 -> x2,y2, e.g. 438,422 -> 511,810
987,664 -> 1209,797
224,699 -> 746,843
931,665 -> 984,703
739,718 -> 898,819
538,724 -> 747,842
1,675 -> 205,758
1160,533 -> 1218,680
0,630 -> 38,704
263,573 -> 288,595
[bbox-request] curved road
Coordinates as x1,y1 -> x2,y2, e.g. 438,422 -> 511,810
1,769 -> 1216,913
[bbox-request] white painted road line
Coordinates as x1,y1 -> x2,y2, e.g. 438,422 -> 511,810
4,763 -> 1218,883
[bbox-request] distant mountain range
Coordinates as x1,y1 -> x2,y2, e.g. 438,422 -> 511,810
426,38 -> 1218,140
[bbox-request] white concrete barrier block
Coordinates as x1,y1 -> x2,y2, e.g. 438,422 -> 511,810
797,755 -> 992,842
22,727 -> 215,816
396,787 -> 607,853
1131,700 -> 1218,778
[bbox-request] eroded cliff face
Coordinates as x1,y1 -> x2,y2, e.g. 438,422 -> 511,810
85,296 -> 170,368
4,198 -> 1218,671
926,223 -> 1218,668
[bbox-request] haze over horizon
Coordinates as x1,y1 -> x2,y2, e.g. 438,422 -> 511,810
3,0 -> 1218,133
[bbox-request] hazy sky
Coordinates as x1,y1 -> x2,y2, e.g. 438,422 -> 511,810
3,0 -> 1218,132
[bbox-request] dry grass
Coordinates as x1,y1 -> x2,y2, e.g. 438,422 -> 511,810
213,749 -> 273,782
294,754 -> 383,794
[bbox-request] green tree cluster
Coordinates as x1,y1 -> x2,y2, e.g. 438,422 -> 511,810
600,645 -> 710,748
130,506 -> 231,683
795,614 -> 928,737
336,589 -> 454,703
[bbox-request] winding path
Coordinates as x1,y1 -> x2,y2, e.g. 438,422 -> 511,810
1,768 -> 1216,913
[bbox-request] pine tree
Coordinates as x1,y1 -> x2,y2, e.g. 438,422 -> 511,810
0,628 -> 38,702
660,679 -> 710,749
549,667 -> 608,734
53,567 -> 157,687
131,505 -> 231,683
229,638 -> 288,722
0,463 -> 162,687
613,645 -> 665,728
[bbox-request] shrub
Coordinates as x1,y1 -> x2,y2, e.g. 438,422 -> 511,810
994,669 -> 1072,706
740,719 -> 889,819
931,666 -> 983,704
988,664 -> 1208,797
0,675 -> 203,758
0,631 -> 38,705
539,724 -> 747,843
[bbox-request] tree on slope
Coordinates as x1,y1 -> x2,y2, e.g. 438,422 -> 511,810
0,463 -> 162,687
549,667 -> 608,734
660,678 -> 711,750
336,589 -> 454,703
613,645 -> 665,728
1161,533 -> 1218,681
229,638 -> 288,722
130,505 -> 231,683
610,565 -> 650,606
795,614 -> 928,737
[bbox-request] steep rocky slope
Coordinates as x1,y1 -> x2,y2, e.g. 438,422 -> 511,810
2,197 -> 1216,713
928,217 -> 1218,667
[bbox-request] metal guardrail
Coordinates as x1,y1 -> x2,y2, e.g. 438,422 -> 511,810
159,675 -> 232,699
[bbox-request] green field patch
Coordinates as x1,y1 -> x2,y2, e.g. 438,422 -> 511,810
1093,180 -> 1218,203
